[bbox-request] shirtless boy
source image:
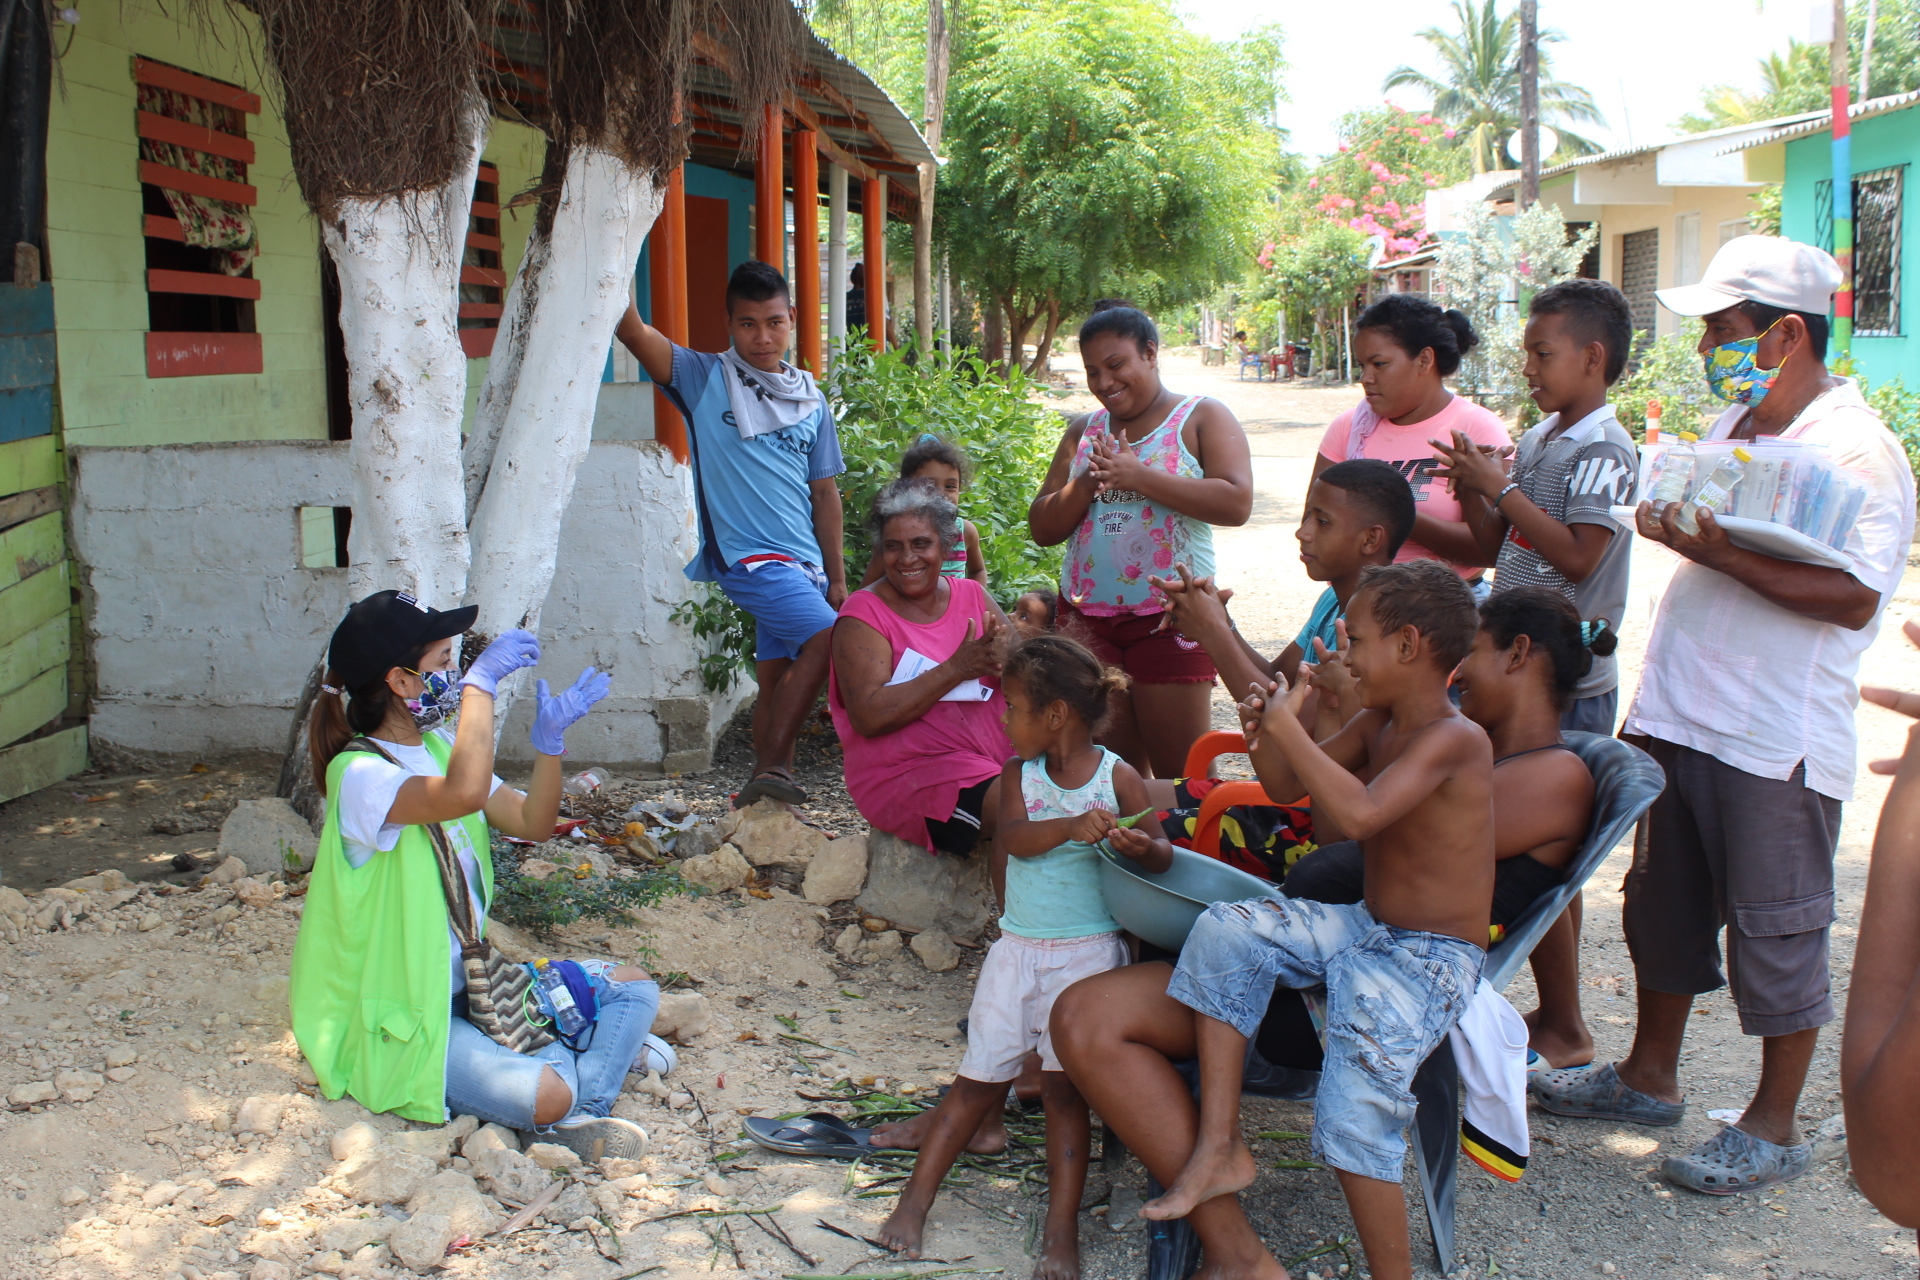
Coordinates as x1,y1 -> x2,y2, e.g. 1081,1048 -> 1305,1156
1144,559 -> 1494,1280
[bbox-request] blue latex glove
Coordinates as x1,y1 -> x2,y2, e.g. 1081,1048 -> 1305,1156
460,629 -> 541,696
531,667 -> 613,756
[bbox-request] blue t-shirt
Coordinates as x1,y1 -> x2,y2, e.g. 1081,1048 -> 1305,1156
1292,586 -> 1343,659
665,345 -> 844,582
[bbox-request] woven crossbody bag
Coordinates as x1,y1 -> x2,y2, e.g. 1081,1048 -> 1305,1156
344,739 -> 554,1053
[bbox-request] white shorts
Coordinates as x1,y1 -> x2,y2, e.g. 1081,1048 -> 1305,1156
957,931 -> 1128,1081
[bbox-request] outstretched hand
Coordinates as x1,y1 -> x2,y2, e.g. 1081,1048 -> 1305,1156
1862,620 -> 1920,774
529,666 -> 612,757
462,629 -> 541,696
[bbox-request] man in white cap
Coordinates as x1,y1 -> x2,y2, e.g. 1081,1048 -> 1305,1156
1533,236 -> 1916,1193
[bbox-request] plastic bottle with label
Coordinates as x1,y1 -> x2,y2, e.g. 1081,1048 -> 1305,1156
1647,431 -> 1700,512
532,959 -> 590,1038
1677,446 -> 1752,535
562,768 -> 608,797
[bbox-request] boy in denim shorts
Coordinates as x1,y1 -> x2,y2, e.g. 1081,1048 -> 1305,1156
618,261 -> 846,808
1141,561 -> 1494,1280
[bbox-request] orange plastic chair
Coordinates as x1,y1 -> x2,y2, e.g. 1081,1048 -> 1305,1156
1179,730 -> 1285,859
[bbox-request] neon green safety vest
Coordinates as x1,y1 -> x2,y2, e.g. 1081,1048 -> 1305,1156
290,734 -> 495,1123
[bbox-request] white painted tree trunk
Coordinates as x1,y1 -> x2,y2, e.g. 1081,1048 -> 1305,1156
326,106 -> 488,609
465,148 -> 666,723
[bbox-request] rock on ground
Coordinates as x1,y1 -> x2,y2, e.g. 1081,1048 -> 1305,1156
652,991 -> 711,1043
910,929 -> 961,972
718,799 -> 830,868
387,1211 -> 454,1273
803,834 -> 869,903
333,1145 -> 437,1204
677,842 -> 752,891
217,797 -> 319,875
856,829 -> 995,936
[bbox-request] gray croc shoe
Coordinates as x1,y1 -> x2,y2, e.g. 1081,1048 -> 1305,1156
1663,1123 -> 1812,1195
547,1115 -> 649,1165
1529,1062 -> 1685,1126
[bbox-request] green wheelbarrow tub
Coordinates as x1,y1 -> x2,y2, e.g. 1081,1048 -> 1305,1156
1097,844 -> 1283,953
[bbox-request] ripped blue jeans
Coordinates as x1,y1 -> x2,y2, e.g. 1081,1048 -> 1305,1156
1167,896 -> 1482,1183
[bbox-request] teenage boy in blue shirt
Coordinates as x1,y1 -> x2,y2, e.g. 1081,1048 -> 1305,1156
617,260 -> 846,808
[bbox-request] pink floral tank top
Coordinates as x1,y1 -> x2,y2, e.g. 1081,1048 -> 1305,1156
1062,395 -> 1215,616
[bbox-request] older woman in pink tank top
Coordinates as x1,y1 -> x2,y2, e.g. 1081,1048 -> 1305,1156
830,482 -> 1014,856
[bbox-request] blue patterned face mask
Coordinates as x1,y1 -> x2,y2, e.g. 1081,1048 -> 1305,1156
404,667 -> 461,729
1703,316 -> 1786,405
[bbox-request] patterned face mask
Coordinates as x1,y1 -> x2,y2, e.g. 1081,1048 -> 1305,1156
404,667 -> 461,729
1703,316 -> 1786,405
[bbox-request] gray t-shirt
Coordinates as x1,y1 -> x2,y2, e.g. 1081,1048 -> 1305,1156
1492,406 -> 1638,699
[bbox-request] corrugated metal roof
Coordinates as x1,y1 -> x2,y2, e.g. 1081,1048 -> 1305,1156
1716,88 -> 1920,152
1483,108 -> 1836,200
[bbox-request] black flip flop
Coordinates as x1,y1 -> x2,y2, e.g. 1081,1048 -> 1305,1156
743,1111 -> 879,1160
735,770 -> 808,809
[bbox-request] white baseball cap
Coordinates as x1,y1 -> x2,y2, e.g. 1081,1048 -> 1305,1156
1656,234 -> 1843,317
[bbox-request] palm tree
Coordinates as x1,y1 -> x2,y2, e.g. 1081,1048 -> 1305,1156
1383,0 -> 1605,174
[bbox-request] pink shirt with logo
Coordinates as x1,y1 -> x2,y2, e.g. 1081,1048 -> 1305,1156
1318,394 -> 1511,577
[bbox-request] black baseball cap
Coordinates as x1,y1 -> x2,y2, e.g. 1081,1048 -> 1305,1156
328,590 -> 478,689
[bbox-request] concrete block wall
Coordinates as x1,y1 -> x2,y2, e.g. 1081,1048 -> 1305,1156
67,440 -> 744,772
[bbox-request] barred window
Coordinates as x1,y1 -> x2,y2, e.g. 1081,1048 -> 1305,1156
1855,166 -> 1904,336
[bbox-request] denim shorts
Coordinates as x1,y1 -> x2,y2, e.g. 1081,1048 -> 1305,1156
1167,896 -> 1482,1183
717,558 -> 837,662
445,963 -> 658,1131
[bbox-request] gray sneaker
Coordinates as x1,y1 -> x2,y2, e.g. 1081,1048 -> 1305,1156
548,1115 -> 649,1165
1529,1062 -> 1685,1126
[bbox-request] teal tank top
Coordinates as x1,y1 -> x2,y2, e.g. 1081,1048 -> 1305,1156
1000,748 -> 1122,940
1061,395 -> 1215,615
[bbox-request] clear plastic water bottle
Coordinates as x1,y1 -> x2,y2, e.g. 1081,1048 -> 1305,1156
1648,431 -> 1700,512
1677,446 -> 1752,535
562,768 -> 608,797
532,958 -> 590,1038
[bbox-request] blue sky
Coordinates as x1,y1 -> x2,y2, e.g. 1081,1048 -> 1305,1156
1181,0 -> 1822,159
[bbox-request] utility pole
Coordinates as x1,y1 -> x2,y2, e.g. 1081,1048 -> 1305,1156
1519,0 -> 1540,210
1831,0 -> 1853,357
913,0 -> 949,352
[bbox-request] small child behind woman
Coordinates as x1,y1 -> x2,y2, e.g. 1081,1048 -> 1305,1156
877,635 -> 1172,1280
861,434 -> 988,587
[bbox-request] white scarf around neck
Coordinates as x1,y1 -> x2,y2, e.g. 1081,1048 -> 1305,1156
719,348 -> 824,442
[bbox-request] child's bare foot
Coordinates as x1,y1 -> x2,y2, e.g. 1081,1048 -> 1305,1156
1139,1140 -> 1258,1220
871,1107 -> 1008,1154
1032,1222 -> 1081,1280
1522,1008 -> 1594,1069
876,1202 -> 927,1257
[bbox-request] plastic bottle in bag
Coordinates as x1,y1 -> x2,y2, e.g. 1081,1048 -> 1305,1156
1677,446 -> 1752,535
532,959 -> 590,1038
1648,431 -> 1700,512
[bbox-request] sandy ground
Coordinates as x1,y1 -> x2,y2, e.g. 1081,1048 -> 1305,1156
0,354 -> 1917,1280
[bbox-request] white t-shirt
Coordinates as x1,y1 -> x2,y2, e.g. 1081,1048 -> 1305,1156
335,729 -> 505,994
1625,379 -> 1916,800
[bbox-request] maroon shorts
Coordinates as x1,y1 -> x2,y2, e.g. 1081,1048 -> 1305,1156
1055,601 -> 1218,684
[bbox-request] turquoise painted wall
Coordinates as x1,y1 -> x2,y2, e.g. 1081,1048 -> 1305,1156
1783,106 -> 1920,390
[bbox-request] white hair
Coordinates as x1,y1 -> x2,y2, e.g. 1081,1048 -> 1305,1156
869,478 -> 961,547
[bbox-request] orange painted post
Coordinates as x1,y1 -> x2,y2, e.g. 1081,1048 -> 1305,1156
791,129 -> 821,373
651,163 -> 690,462
756,104 -> 785,268
863,175 -> 886,352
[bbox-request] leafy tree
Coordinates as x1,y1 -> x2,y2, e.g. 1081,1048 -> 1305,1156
938,0 -> 1280,372
1679,2 -> 1920,132
1302,106 -> 1472,254
1257,222 -> 1374,373
1383,0 -> 1604,173
1437,200 -> 1595,410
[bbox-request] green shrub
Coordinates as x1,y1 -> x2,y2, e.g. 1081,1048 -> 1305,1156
488,836 -> 686,936
1614,321 -> 1717,441
1863,375 -> 1920,478
827,339 -> 1067,603
669,586 -> 756,695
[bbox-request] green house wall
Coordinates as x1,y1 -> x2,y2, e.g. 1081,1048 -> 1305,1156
47,4 -> 550,449
1782,106 -> 1920,391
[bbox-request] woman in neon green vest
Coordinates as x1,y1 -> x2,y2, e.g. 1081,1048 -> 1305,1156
292,590 -> 663,1161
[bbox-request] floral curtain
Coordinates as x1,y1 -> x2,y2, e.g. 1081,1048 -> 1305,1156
138,85 -> 258,276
